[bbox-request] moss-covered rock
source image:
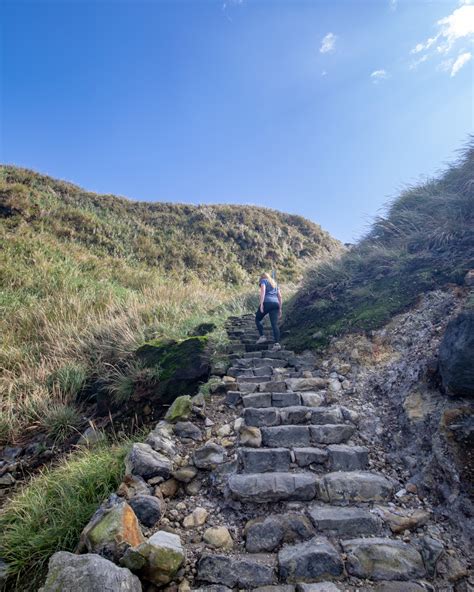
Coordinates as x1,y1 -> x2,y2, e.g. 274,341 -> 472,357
136,336 -> 211,405
164,395 -> 193,422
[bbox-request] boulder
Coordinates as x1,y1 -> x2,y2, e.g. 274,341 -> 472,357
145,424 -> 175,456
129,495 -> 163,528
117,475 -> 151,500
165,396 -> 193,423
278,537 -> 343,582
342,537 -> 426,580
125,443 -> 172,481
122,530 -> 185,585
77,496 -> 144,561
173,421 -> 202,440
193,442 -> 226,469
39,552 -> 142,592
439,307 -> 474,397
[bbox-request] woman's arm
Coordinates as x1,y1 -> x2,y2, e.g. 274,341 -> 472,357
259,284 -> 266,312
278,288 -> 283,318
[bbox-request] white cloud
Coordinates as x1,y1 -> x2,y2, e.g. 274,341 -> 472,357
450,51 -> 472,75
321,70 -> 328,77
389,0 -> 398,11
371,69 -> 389,83
320,32 -> 337,54
410,3 -> 474,74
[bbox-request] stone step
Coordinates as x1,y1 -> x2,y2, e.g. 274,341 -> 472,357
317,471 -> 394,503
308,505 -> 383,536
242,391 -> 325,408
327,444 -> 369,471
243,406 -> 347,427
236,357 -> 290,368
237,376 -> 273,384
239,447 -> 292,473
261,424 -> 356,447
341,537 -> 426,580
278,537 -> 343,582
197,552 -> 277,588
228,472 -> 318,502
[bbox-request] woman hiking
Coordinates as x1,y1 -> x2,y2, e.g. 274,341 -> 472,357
255,272 -> 282,350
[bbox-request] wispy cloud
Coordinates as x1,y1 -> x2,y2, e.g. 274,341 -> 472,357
451,51 -> 472,75
409,2 -> 474,75
389,0 -> 398,11
371,69 -> 389,83
320,32 -> 337,54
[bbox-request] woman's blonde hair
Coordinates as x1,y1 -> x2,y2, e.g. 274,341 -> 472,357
260,272 -> 277,289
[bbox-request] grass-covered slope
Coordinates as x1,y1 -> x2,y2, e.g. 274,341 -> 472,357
0,165 -> 340,442
0,165 -> 340,283
283,141 -> 474,351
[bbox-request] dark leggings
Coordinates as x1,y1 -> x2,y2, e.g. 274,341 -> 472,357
255,301 -> 280,342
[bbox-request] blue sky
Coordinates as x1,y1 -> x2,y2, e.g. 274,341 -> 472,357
1,0 -> 473,242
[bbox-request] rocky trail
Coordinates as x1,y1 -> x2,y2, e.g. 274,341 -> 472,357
38,301 -> 472,592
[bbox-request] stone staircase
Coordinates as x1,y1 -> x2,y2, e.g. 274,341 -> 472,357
196,314 -> 437,589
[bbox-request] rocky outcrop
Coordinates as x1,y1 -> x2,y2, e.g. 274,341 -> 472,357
439,306 -> 474,397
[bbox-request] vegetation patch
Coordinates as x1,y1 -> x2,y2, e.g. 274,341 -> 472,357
0,441 -> 132,592
283,141 -> 474,351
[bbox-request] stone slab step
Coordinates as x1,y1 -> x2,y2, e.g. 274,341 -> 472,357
278,537 -> 343,583
239,447 -> 292,473
317,471 -> 394,503
228,472 -> 317,502
261,424 -> 356,447
197,553 -> 277,588
244,513 -> 315,553
308,505 -> 383,535
327,444 -> 369,471
243,406 -> 347,427
242,392 -> 325,408
341,537 -> 426,580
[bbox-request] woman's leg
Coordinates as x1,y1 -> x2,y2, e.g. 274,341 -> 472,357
255,307 -> 266,336
267,304 -> 280,342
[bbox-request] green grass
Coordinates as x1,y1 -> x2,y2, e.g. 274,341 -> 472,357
0,441 -> 132,592
39,403 -> 84,445
284,139 -> 474,351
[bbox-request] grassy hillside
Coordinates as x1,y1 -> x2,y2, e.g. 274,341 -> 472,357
0,166 -> 340,443
283,141 -> 474,351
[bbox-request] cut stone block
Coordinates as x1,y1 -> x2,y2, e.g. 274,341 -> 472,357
317,471 -> 394,503
239,448 -> 291,473
278,537 -> 343,582
309,424 -> 355,444
300,392 -> 325,407
197,553 -> 276,588
228,472 -> 317,502
259,381 -> 287,392
308,505 -> 382,536
261,426 -> 311,448
294,447 -> 328,467
272,392 -> 301,407
342,537 -> 426,580
327,445 -> 369,471
244,407 -> 281,427
243,393 -> 272,408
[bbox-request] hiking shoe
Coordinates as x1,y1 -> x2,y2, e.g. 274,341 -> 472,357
256,336 -> 267,344
272,342 -> 282,351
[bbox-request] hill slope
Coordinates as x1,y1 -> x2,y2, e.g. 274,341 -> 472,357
0,165 -> 340,442
283,141 -> 474,350
0,166 -> 341,283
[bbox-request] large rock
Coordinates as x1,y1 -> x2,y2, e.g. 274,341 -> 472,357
278,537 -> 343,582
308,505 -> 382,536
136,336 -> 210,404
121,530 -> 185,585
439,307 -> 474,397
77,496 -> 145,561
342,537 -> 426,580
193,442 -> 226,469
173,421 -> 202,440
165,395 -> 193,422
197,554 -> 276,588
125,443 -> 172,481
129,495 -> 163,527
317,471 -> 393,503
228,472 -> 317,502
39,552 -> 142,592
